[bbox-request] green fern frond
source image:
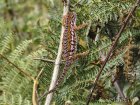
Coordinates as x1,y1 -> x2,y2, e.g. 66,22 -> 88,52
0,33 -> 14,54
0,92 -> 31,105
9,40 -> 32,62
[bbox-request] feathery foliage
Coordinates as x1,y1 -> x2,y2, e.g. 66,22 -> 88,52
0,0 -> 140,105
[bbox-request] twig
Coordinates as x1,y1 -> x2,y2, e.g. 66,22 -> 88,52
0,53 -> 34,81
34,58 -> 56,63
34,58 -> 64,63
32,67 -> 45,105
36,66 -> 45,80
86,0 -> 140,104
32,80 -> 39,105
43,0 -> 70,105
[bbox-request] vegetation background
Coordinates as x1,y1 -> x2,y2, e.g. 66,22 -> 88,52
0,0 -> 140,105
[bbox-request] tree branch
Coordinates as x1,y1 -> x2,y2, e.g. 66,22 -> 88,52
43,0 -> 70,105
86,0 -> 140,104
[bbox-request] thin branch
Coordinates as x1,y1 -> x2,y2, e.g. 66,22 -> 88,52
0,53 -> 34,81
34,58 -> 64,63
86,0 -> 140,104
32,67 -> 45,105
32,80 -> 39,105
36,66 -> 45,80
34,58 -> 56,63
43,0 -> 70,105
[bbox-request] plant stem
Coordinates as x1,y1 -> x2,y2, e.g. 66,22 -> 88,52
43,0 -> 70,105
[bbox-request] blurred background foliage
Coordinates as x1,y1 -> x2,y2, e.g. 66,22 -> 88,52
0,0 -> 140,105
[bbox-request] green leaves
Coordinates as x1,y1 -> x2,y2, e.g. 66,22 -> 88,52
0,0 -> 140,105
